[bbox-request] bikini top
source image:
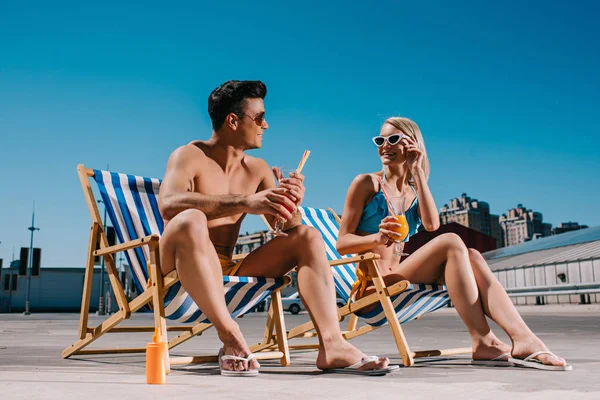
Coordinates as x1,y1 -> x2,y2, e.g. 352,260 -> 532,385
356,173 -> 421,242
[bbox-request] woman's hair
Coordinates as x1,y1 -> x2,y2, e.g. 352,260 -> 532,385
384,117 -> 430,181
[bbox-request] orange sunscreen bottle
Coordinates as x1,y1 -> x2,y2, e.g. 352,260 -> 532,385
146,328 -> 167,384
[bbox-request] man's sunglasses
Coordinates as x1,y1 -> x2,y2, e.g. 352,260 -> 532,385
372,133 -> 405,147
239,113 -> 266,127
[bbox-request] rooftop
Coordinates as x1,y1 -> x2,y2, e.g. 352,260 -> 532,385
483,225 -> 600,261
486,240 -> 600,272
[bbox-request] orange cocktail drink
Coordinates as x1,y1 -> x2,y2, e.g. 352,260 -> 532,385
391,214 -> 409,241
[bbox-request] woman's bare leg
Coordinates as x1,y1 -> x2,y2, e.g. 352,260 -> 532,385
467,249 -> 566,366
383,233 -> 507,358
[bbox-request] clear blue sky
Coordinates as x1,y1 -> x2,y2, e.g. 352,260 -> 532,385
1,1 -> 599,267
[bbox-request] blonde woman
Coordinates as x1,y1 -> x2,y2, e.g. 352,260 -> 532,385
336,117 -> 570,371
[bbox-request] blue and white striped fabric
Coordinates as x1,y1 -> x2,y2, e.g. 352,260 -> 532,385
93,169 -> 287,324
299,206 -> 450,327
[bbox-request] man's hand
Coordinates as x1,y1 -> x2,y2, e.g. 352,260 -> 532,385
246,188 -> 297,222
276,167 -> 305,207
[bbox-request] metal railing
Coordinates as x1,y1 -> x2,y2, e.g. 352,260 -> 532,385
505,282 -> 600,298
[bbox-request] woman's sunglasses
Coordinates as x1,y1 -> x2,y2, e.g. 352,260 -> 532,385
372,133 -> 404,147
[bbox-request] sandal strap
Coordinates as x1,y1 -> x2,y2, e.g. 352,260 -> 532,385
221,353 -> 256,362
524,350 -> 555,362
491,352 -> 511,361
347,356 -> 380,370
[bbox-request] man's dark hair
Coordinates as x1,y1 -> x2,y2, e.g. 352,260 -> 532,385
208,80 -> 267,130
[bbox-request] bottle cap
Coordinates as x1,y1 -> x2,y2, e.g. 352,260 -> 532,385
152,327 -> 163,343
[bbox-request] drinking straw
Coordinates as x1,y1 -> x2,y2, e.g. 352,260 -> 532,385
377,176 -> 398,215
296,150 -> 311,173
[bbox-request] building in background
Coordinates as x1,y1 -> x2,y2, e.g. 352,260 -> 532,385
0,228 -> 279,313
499,204 -> 552,247
552,222 -> 588,235
483,226 -> 600,305
439,193 -> 503,248
0,260 -> 126,313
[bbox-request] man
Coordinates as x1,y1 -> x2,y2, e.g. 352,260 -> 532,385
158,80 -> 390,375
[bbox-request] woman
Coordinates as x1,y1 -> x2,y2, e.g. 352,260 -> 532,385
336,117 -> 570,371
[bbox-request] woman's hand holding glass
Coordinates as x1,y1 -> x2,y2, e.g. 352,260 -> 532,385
389,196 -> 410,256
376,216 -> 403,246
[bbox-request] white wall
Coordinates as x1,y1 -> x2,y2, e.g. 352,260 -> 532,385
493,258 -> 600,305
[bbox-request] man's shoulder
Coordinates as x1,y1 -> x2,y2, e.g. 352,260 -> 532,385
243,155 -> 270,172
170,142 -> 207,161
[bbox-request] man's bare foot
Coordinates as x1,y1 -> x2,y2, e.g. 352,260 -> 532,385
315,338 -> 389,371
472,335 -> 512,361
218,325 -> 260,372
511,336 -> 567,367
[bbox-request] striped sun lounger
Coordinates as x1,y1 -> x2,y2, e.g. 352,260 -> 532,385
63,165 -> 291,368
300,206 -> 450,326
261,206 -> 470,367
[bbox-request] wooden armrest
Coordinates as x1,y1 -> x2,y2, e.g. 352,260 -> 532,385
82,165 -> 95,177
328,252 -> 380,267
344,280 -> 410,314
94,234 -> 160,257
384,280 -> 410,297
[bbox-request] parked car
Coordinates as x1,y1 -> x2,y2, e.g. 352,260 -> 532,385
271,292 -> 346,314
281,292 -> 304,314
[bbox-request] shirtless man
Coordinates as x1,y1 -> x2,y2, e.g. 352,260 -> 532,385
158,80 -> 390,375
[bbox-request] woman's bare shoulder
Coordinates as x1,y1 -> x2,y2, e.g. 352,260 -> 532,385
351,172 -> 381,190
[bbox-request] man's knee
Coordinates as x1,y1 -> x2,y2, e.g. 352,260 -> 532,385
291,225 -> 325,251
293,225 -> 326,256
167,209 -> 209,242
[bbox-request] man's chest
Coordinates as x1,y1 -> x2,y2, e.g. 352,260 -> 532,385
192,166 -> 264,195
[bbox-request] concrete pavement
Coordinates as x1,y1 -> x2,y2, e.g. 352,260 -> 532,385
1,305 -> 599,399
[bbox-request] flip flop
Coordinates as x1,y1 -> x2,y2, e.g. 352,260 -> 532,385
218,348 -> 260,377
508,351 -> 572,371
471,352 -> 514,367
322,356 -> 400,376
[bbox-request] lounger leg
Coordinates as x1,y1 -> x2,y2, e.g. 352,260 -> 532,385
385,310 -> 414,366
63,282 -> 159,358
260,303 -> 276,346
346,314 -> 358,332
367,261 -> 415,367
269,291 -> 290,366
249,304 -> 277,353
79,222 -> 100,340
148,243 -> 169,374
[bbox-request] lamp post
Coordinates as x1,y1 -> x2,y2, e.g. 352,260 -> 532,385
8,245 -> 14,313
96,199 -> 108,315
24,202 -> 39,315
